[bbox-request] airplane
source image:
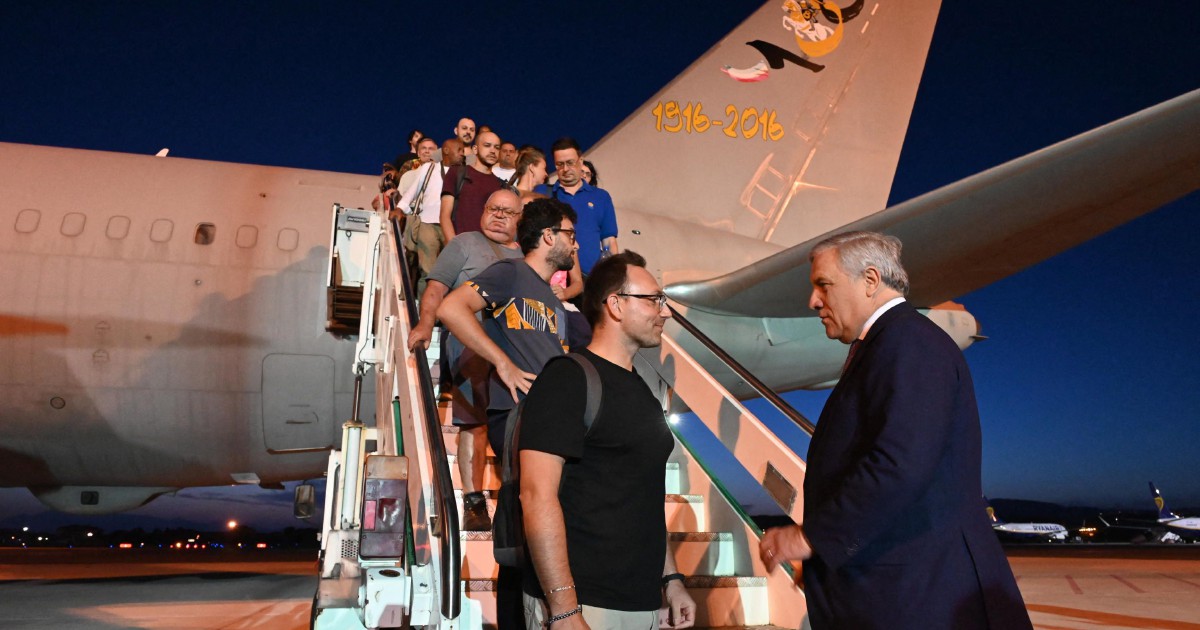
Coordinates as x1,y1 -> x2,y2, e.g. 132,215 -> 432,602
984,498 -> 1068,543
2,0 -> 1199,515
1150,482 -> 1200,542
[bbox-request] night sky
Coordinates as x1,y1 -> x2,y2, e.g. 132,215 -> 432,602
1,1 -> 1197,531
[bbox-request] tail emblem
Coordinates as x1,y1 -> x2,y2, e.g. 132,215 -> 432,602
722,1 -> 866,82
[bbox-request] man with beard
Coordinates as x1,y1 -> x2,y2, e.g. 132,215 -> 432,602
438,197 -> 578,629
454,117 -> 476,162
441,130 -> 503,241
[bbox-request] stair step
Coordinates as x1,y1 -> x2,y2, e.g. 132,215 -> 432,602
442,424 -> 497,458
461,575 -> 763,593
461,575 -> 768,626
459,530 -> 738,581
665,461 -> 681,494
665,494 -> 706,531
684,576 -> 770,627
447,454 -> 502,491
668,532 -> 736,576
451,493 -> 704,528
693,627 -> 792,630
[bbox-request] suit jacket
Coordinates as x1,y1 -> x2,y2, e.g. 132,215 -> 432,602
801,301 -> 1031,630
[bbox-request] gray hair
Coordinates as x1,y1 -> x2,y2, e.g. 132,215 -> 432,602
809,231 -> 910,295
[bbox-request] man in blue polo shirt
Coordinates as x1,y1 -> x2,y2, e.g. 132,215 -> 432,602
535,137 -> 619,274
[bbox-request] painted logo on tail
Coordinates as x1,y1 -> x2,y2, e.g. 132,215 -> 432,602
721,0 -> 865,81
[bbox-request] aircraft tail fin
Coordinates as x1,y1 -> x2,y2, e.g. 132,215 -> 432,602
984,497 -> 1004,525
1151,482 -> 1180,521
588,0 -> 942,248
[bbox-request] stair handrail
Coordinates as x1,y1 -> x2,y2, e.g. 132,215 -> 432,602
666,304 -> 814,436
633,306 -> 811,628
389,217 -> 462,620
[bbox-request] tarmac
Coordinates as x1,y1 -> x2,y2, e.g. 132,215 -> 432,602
2,546 -> 1199,629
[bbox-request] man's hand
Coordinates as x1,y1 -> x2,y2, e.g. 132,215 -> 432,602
660,581 -> 696,629
408,321 -> 433,352
496,358 -> 535,402
552,284 -> 566,300
760,524 -> 812,570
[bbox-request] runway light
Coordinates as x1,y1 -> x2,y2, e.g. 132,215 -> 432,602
118,543 -> 133,549
86,532 -> 94,537
227,520 -> 238,530
22,527 -> 29,532
255,543 -> 268,549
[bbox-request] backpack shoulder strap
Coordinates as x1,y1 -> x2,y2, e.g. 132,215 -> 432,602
450,165 -> 470,224
565,353 -> 602,434
504,352 -> 603,479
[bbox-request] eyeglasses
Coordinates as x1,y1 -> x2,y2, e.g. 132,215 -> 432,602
616,293 -> 669,308
554,158 -> 579,169
550,227 -> 576,243
485,205 -> 521,218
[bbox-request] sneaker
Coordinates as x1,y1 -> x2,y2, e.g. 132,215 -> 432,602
462,492 -> 492,531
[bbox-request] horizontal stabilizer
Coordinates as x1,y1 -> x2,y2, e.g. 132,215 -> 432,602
668,89 -> 1200,317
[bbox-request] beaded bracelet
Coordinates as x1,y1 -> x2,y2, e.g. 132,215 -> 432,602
544,605 -> 582,627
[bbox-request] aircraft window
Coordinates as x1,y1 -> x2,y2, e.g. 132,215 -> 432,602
149,219 -> 174,243
194,223 -> 216,245
277,228 -> 299,252
61,212 -> 86,237
15,209 -> 41,233
236,225 -> 258,248
106,216 -> 131,239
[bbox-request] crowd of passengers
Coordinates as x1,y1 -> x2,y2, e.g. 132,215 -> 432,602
373,117 -> 615,298
372,117 -> 645,629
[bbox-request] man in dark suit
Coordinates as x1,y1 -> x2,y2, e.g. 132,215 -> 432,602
760,231 -> 1032,629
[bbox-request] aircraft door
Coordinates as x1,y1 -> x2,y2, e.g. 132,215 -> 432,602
262,353 -> 337,452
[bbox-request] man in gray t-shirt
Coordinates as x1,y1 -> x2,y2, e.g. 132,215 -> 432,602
408,188 -> 523,531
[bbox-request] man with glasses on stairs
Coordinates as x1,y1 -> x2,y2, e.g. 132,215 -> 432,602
518,251 -> 696,630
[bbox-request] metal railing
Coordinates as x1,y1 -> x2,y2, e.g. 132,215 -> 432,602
667,304 -> 814,435
389,217 -> 461,620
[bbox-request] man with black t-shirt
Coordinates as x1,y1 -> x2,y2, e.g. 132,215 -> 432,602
519,251 -> 696,630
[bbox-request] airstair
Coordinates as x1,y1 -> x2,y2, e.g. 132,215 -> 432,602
314,204 -> 813,628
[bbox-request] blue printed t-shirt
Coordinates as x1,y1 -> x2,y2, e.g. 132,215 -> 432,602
465,258 -> 568,411
534,181 -> 617,273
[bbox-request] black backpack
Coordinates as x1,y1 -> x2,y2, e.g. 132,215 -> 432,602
492,353 -> 602,568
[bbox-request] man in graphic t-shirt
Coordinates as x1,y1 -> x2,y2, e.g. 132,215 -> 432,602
437,196 -> 578,629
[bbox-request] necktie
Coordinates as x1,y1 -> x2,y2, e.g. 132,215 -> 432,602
841,339 -> 862,377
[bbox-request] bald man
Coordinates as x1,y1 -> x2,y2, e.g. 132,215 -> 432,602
440,130 -> 503,241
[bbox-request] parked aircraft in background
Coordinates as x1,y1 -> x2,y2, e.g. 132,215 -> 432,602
985,499 -> 1068,542
2,0 -> 1198,515
1151,482 -> 1200,542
